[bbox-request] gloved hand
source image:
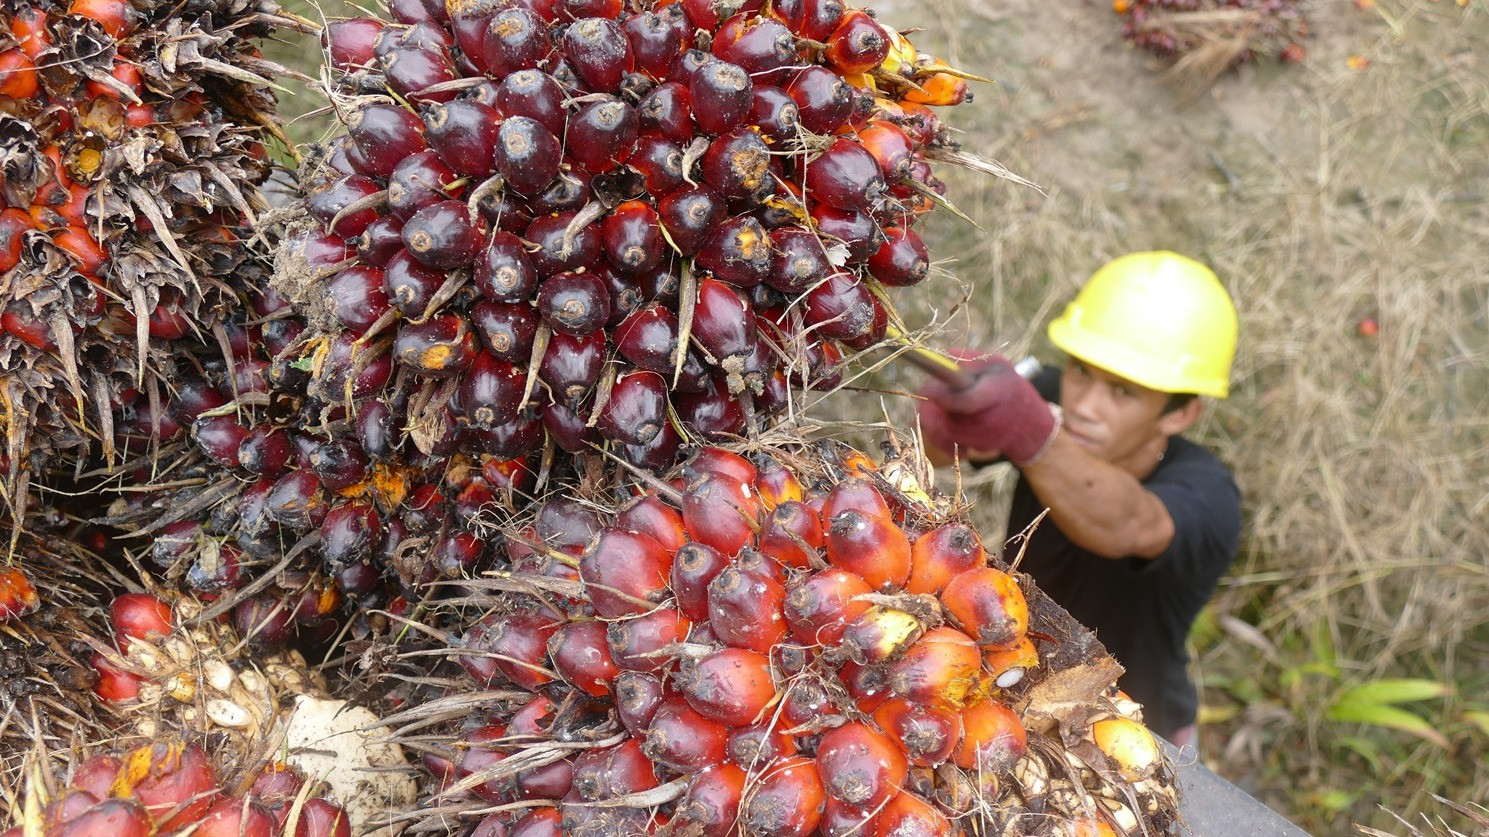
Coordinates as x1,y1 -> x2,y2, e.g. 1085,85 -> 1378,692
916,353 -> 1060,466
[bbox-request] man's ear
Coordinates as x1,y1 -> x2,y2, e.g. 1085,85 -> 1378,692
1157,397 -> 1204,436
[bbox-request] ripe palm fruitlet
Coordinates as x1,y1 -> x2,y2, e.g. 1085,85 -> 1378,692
369,436 -> 1181,835
0,0 -> 306,530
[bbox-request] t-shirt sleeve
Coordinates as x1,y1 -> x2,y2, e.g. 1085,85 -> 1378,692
1141,451 -> 1242,587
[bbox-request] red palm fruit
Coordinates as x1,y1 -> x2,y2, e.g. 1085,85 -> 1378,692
814,721 -> 907,809
402,483 -> 448,533
49,799 -> 152,837
623,11 -> 683,79
757,501 -> 824,570
670,541 -> 729,621
540,400 -> 598,452
495,69 -> 568,137
782,0 -> 843,39
469,813 -> 508,837
383,45 -> 459,103
463,611 -> 557,688
71,754 -> 123,800
689,60 -> 754,135
874,791 -> 952,836
742,757 -> 825,837
780,674 -> 836,728
526,211 -> 602,275
707,565 -> 787,654
473,231 -> 539,303
696,216 -> 772,286
620,414 -> 684,470
602,200 -> 665,274
701,126 -> 772,204
638,81 -> 695,143
750,85 -> 802,141
293,799 -> 351,837
754,459 -> 803,509
454,725 -> 513,802
596,370 -> 668,445
873,698 -> 963,768
461,352 -> 526,427
905,523 -> 984,596
387,151 -> 458,221
727,724 -> 797,769
0,209 -> 34,273
381,249 -> 439,315
403,200 -> 483,269
508,808 -> 563,837
783,567 -> 870,645
784,66 -> 854,135
563,17 -> 632,92
324,266 -> 391,333
713,13 -> 797,83
810,204 -> 884,264
616,495 -> 687,552
91,652 -> 143,701
682,472 -> 760,555
0,50 -> 38,100
532,169 -> 595,216
867,226 -> 929,287
766,226 -> 831,295
940,567 -> 1029,648
572,738 -> 657,801
111,593 -> 172,650
628,136 -> 687,196
806,138 -> 886,212
394,312 -> 478,377
0,566 -> 40,622
538,270 -> 610,335
857,120 -> 915,180
566,98 -> 639,173
642,697 -> 730,772
483,6 -> 550,76
825,509 -> 911,590
308,175 -> 381,239
195,796 -> 277,837
493,116 -> 563,195
516,757 -> 574,801
324,18 -> 385,69
473,300 -> 540,364
508,693 -> 558,736
346,103 -> 426,179
540,330 -> 607,406
185,543 -> 245,594
841,606 -> 925,665
658,184 -> 726,256
981,634 -> 1038,690
676,764 -> 747,837
823,10 -> 889,74
423,101 -> 502,177
675,379 -> 748,438
309,437 -> 370,492
615,671 -> 667,737
803,269 -> 879,343
953,701 -> 1026,774
316,332 -> 394,400
888,627 -> 982,707
691,276 -> 757,367
466,411 -> 545,459
549,620 -> 620,696
114,741 -> 219,831
580,527 -> 675,617
684,446 -> 758,483
676,646 -> 775,726
614,304 -> 680,376
839,659 -> 889,713
433,530 -> 487,577
608,607 -> 689,672
234,597 -> 295,650
355,217 -> 404,267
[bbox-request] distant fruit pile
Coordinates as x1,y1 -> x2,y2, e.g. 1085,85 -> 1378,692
1114,0 -> 1310,64
388,442 -> 1179,836
0,0 -> 300,527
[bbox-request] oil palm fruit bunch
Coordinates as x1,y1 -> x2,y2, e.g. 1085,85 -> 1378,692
273,0 -> 1000,475
1113,0 -> 1310,64
364,435 -> 1181,836
0,0 -> 305,529
4,581 -> 415,836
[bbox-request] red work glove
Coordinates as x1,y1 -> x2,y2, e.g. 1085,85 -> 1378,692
916,353 -> 1060,466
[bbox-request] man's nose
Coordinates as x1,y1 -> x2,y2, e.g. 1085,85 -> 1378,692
1065,383 -> 1108,422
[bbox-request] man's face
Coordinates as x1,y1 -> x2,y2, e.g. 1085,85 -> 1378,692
1058,358 -> 1174,471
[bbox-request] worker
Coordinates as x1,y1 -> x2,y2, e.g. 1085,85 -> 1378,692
916,251 -> 1242,750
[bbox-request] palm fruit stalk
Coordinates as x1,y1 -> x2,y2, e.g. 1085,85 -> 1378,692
1,541 -> 415,837
0,0 -> 308,534
1114,0 -> 1311,65
352,432 -> 1181,836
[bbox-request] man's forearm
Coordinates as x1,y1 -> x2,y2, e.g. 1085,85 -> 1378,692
1018,433 -> 1174,559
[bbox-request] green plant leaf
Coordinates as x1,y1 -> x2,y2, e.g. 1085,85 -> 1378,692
1334,679 -> 1450,706
1461,709 -> 1489,737
1328,701 -> 1449,747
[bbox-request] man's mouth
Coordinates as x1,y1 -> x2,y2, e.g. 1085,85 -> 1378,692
1064,428 -> 1099,449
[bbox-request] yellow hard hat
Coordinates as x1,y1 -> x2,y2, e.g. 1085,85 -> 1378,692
1047,251 -> 1237,398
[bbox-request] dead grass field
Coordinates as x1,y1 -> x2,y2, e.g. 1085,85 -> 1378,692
264,1 -> 1489,832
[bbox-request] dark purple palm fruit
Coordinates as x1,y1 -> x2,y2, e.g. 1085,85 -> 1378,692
357,216 -> 406,266
346,102 -> 428,180
810,203 -> 885,263
749,86 -> 802,142
602,200 -> 666,275
474,232 -> 540,303
472,299 -> 540,362
384,249 -> 445,316
691,278 -> 761,394
688,60 -> 753,136
310,436 -> 371,493
402,200 -> 485,269
866,226 -> 930,287
356,400 -> 397,460
596,371 -> 668,446
614,304 -> 680,376
394,312 -> 479,377
784,66 -> 855,135
526,211 -> 603,276
701,126 -> 773,205
805,138 -> 887,213
623,11 -> 684,80
676,376 -> 748,439
322,501 -> 382,570
493,116 -> 564,195
532,169 -> 594,215
563,18 -> 633,92
193,415 -> 249,468
308,175 -> 383,239
460,352 -> 527,428
423,102 -> 502,177
802,270 -> 881,345
540,330 -> 607,408
628,136 -> 687,196
239,426 -> 293,478
637,82 -> 695,144
465,411 -> 544,459
537,270 -> 611,336
324,266 -> 391,333
767,225 -> 833,295
483,6 -> 551,77
382,44 -> 461,103
495,69 -> 569,138
695,216 -> 772,287
658,185 -> 726,257
543,399 -> 602,452
565,98 -> 640,174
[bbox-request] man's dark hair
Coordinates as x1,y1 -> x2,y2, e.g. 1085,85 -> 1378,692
1164,393 -> 1198,414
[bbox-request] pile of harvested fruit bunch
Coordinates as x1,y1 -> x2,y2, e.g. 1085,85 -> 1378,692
0,0 -> 306,530
1113,0 -> 1311,65
355,437 -> 1181,836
